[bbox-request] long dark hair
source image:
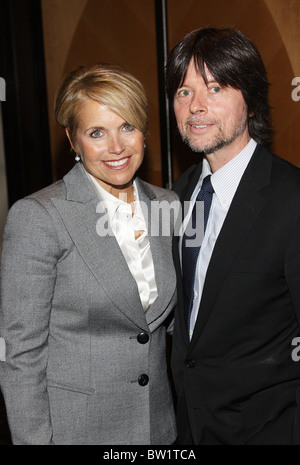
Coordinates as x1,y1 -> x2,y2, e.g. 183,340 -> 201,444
166,27 -> 272,147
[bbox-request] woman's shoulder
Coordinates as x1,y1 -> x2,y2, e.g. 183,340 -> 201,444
28,179 -> 65,201
9,179 -> 65,213
5,179 -> 64,229
10,164 -> 82,210
6,170 -> 71,230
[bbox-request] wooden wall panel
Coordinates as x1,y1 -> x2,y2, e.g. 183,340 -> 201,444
41,0 -> 161,185
42,0 -> 300,184
167,0 -> 300,179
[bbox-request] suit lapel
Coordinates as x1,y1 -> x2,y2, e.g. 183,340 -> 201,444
136,179 -> 177,331
52,164 -> 148,331
188,145 -> 273,352
181,163 -> 204,212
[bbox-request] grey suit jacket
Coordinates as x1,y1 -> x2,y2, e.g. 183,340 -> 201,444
0,163 -> 178,445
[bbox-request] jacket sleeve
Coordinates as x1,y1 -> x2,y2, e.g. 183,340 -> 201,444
0,197 -> 60,444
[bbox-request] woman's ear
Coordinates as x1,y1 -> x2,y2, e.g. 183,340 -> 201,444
65,128 -> 76,152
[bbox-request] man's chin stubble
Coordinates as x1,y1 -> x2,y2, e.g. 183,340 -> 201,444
181,119 -> 248,155
182,133 -> 228,155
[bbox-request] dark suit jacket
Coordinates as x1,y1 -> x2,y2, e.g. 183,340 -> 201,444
171,144 -> 300,445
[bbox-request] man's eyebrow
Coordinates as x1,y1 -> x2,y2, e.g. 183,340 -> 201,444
206,79 -> 220,84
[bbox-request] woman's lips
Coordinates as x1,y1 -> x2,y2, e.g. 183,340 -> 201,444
103,156 -> 131,169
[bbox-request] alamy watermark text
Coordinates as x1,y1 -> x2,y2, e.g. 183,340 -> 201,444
292,77 -> 300,102
95,199 -> 205,247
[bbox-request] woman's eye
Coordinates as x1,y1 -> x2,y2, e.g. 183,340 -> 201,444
90,129 -> 103,138
122,123 -> 134,132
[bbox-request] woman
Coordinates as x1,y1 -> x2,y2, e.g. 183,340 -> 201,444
0,63 -> 178,445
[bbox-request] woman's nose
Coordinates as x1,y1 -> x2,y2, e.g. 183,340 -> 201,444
108,136 -> 125,155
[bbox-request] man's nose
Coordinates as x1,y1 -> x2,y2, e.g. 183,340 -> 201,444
189,92 -> 208,114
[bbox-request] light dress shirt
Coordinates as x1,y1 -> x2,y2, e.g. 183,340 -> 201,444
180,138 -> 257,339
87,173 -> 158,311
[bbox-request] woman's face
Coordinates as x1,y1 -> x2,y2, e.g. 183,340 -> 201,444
69,99 -> 144,194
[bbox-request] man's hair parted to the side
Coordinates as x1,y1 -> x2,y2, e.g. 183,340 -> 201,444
166,27 -> 273,148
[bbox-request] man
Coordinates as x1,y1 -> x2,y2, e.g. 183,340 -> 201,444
167,27 -> 300,445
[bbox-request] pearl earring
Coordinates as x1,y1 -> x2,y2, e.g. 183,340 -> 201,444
75,154 -> 81,162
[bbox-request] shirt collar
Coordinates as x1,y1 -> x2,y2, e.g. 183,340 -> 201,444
201,138 -> 257,210
85,171 -> 144,222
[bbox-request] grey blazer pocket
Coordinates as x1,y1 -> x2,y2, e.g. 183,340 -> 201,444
47,379 -> 95,396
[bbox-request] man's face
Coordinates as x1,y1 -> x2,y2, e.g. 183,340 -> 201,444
173,60 -> 250,165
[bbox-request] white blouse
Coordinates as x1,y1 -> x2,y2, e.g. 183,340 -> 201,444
87,173 -> 158,311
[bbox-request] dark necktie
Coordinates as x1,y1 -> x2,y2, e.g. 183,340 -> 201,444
181,175 -> 214,329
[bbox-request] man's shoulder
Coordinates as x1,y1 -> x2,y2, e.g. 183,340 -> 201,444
251,145 -> 300,203
271,152 -> 300,173
270,151 -> 300,188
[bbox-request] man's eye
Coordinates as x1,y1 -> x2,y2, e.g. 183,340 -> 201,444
211,86 -> 222,93
177,89 -> 191,97
90,129 -> 103,138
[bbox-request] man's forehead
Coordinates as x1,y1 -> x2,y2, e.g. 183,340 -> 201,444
181,60 -> 218,85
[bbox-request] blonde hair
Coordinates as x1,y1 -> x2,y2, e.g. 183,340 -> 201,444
54,63 -> 148,145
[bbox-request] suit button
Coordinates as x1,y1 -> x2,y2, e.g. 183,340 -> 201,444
186,359 -> 195,368
138,374 -> 149,386
137,332 -> 149,344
